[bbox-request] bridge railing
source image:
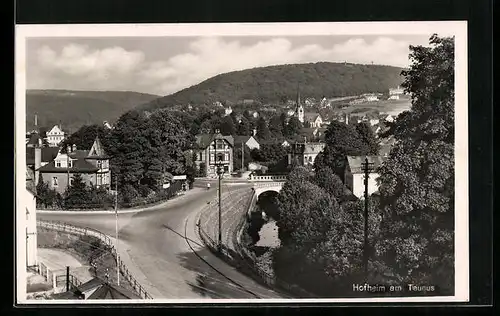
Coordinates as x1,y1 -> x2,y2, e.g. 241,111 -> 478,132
248,174 -> 287,182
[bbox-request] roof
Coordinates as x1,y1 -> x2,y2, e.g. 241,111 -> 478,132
87,137 -> 109,159
300,128 -> 318,136
304,112 -> 321,121
52,277 -> 141,300
26,133 -> 43,146
37,158 -> 99,173
346,155 -> 386,173
195,133 -> 234,149
26,147 -> 60,165
233,135 -> 253,144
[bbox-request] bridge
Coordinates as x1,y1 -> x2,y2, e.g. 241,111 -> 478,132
249,175 -> 286,195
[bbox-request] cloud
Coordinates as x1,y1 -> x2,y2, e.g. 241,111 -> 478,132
29,36 -> 422,95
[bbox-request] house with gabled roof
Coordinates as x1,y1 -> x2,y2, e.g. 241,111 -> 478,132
344,155 -> 386,199
303,112 -> 323,128
37,136 -> 111,193
233,135 -> 260,150
194,130 -> 234,177
46,125 -> 66,147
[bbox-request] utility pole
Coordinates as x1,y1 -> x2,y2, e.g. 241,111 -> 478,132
214,130 -> 223,253
241,143 -> 244,172
114,176 -> 120,286
362,157 -> 374,279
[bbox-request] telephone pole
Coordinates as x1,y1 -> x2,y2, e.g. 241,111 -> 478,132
114,176 -> 120,286
241,143 -> 244,171
362,157 -> 374,279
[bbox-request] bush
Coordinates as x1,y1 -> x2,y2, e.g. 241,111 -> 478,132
119,184 -> 139,204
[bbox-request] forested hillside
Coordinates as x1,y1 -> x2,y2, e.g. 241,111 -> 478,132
139,62 -> 404,111
26,90 -> 159,133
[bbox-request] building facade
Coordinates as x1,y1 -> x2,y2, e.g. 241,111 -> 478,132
194,132 -> 234,177
46,125 -> 66,147
25,170 -> 37,268
287,141 -> 326,167
37,137 -> 111,194
344,155 -> 385,199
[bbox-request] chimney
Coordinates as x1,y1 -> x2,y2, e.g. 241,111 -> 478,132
34,114 -> 37,127
34,146 -> 41,184
252,128 -> 257,136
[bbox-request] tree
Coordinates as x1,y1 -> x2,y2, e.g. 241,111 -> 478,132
269,115 -> 283,137
220,115 -> 236,136
256,117 -> 271,140
284,116 -> 302,137
36,174 -> 51,208
313,166 -> 351,203
64,174 -> 90,208
60,124 -> 110,152
355,122 -> 380,155
375,35 -> 455,294
237,117 -> 251,136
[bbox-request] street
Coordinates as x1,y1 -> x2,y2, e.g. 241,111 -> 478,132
38,181 -> 283,299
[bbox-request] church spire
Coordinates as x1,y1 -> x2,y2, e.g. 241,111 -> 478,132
296,83 -> 301,109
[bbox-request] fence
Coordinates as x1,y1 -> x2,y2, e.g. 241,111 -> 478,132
248,175 -> 288,182
35,262 -> 82,292
37,220 -> 153,299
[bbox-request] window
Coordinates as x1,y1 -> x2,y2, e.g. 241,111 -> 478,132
217,154 -> 224,162
224,153 -> 229,161
52,177 -> 58,187
210,154 -> 214,162
68,160 -> 73,168
69,177 -> 73,186
97,160 -> 102,169
198,152 -> 203,161
216,140 -> 224,150
55,160 -> 61,168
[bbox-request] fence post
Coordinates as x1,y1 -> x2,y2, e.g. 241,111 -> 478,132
53,272 -> 57,289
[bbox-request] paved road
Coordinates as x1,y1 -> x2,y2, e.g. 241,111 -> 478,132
38,182 -> 283,299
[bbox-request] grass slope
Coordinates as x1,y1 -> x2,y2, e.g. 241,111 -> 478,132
139,62 -> 405,111
26,90 -> 160,134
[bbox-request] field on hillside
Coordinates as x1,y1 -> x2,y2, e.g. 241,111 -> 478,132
341,98 -> 412,117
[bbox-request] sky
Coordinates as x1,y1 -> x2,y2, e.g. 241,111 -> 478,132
26,34 -> 433,96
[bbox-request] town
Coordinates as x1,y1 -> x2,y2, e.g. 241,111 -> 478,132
22,34 -> 455,301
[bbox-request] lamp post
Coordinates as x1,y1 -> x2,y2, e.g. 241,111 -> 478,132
214,130 -> 224,253
114,175 -> 120,286
362,157 -> 374,279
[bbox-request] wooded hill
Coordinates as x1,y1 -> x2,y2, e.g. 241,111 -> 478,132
138,62 -> 405,111
26,90 -> 159,133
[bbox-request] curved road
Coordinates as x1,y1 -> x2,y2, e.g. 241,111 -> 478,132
37,181 -> 283,299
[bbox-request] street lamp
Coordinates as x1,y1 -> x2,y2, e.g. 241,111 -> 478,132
214,130 -> 224,253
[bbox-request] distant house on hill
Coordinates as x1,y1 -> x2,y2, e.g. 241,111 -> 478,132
46,125 -> 66,147
103,121 -> 113,129
286,109 -> 296,117
233,135 -> 260,150
344,155 -> 386,199
224,106 -> 233,116
194,131 -> 234,177
37,137 -> 111,194
303,113 -> 323,128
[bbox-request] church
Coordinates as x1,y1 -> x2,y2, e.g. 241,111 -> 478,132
294,85 -> 323,128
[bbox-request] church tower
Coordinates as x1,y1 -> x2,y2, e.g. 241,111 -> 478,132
295,84 -> 304,123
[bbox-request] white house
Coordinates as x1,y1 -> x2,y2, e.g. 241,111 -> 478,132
234,135 -> 260,150
304,113 -> 323,128
344,156 -> 385,199
286,109 -> 296,117
365,95 -> 379,102
25,170 -> 37,268
382,114 -> 395,123
224,106 -> 233,116
103,121 -> 113,129
46,125 -> 65,147
369,118 -> 380,126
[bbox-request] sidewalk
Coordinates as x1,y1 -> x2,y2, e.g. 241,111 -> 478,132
37,187 -> 205,215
